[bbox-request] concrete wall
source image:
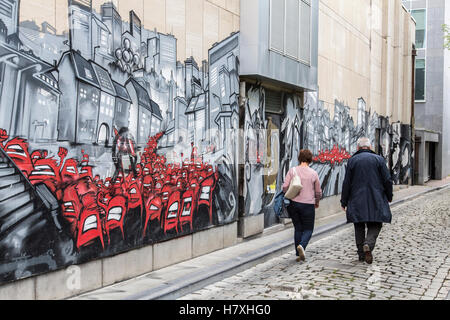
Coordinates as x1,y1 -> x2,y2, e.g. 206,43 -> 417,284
0,222 -> 238,300
317,0 -> 415,125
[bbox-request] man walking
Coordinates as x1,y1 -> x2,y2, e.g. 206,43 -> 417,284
341,137 -> 393,264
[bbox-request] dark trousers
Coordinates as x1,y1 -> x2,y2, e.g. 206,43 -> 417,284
354,222 -> 383,257
287,202 -> 315,256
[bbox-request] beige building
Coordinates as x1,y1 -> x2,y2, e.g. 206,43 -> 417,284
19,0 -> 240,63
19,0 -> 414,126
318,0 -> 415,126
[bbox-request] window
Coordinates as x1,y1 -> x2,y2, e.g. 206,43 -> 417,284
411,9 -> 426,49
269,0 -> 311,64
415,58 -> 426,101
100,29 -> 109,48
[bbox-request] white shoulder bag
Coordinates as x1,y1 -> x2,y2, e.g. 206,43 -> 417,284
285,167 -> 303,200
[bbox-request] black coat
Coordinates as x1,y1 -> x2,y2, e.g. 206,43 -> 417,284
341,149 -> 393,224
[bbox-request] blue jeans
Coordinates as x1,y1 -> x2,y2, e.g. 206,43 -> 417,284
287,202 -> 315,256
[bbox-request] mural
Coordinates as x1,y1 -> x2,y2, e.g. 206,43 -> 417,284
0,0 -> 239,284
243,90 -> 413,227
303,92 -> 413,197
243,85 -> 303,227
0,0 -> 413,286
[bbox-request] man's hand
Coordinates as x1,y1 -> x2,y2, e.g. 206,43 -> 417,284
342,206 -> 346,212
315,203 -> 320,209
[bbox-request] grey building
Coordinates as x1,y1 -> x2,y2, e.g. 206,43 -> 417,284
125,77 -> 162,146
112,80 -> 131,133
0,24 -> 56,140
68,0 -> 93,60
100,2 -> 122,53
0,0 -> 19,36
57,50 -> 101,144
402,0 -> 450,183
91,60 -> 116,146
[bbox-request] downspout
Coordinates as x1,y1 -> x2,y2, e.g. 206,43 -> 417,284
411,44 -> 417,185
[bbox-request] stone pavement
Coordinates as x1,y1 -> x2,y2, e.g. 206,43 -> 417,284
179,187 -> 450,300
70,178 -> 450,300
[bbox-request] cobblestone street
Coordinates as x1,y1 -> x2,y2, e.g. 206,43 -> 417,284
179,188 -> 450,300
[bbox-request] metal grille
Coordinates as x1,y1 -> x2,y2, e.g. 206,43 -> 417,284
265,90 -> 283,115
0,0 -> 13,17
70,0 -> 92,10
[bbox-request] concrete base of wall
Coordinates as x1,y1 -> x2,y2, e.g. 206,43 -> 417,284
238,214 -> 264,239
0,222 -> 238,300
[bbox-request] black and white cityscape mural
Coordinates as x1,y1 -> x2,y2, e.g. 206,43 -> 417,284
243,89 -> 413,227
0,0 -> 239,284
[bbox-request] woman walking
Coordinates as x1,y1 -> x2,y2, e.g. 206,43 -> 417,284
282,149 -> 322,262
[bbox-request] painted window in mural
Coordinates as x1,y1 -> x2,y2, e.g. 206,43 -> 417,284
0,0 -> 239,285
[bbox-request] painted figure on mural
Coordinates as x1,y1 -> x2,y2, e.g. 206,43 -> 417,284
111,127 -> 138,185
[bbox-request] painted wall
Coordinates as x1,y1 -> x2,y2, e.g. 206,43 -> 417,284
242,85 -> 303,226
241,87 -> 413,227
0,0 -> 239,285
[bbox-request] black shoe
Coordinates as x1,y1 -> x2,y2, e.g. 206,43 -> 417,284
363,244 -> 373,264
358,255 -> 365,262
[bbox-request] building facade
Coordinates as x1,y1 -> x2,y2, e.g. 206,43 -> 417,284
0,0 -> 416,298
239,0 -> 416,228
402,0 -> 450,184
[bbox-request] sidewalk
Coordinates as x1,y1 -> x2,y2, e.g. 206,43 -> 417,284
70,177 -> 450,300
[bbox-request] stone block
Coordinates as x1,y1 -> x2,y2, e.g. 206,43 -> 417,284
238,214 -> 264,238
315,195 -> 341,220
0,277 -> 35,300
35,260 -> 102,300
223,222 -> 238,248
153,235 -> 192,270
193,226 -> 224,258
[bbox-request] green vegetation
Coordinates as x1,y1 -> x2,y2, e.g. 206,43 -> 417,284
444,24 -> 450,50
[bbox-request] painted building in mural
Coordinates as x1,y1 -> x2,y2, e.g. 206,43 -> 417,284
0,0 -> 239,285
0,0 -> 415,292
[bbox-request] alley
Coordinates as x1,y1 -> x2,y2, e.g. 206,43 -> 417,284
179,187 -> 450,300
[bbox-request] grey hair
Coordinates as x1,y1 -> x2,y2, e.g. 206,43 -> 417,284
357,137 -> 372,149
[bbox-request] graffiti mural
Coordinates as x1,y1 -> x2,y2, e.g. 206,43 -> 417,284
303,92 -> 413,198
0,0 -> 239,284
243,85 -> 303,227
243,90 -> 413,227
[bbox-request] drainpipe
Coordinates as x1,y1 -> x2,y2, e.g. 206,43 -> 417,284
411,44 -> 417,185
10,63 -> 43,136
